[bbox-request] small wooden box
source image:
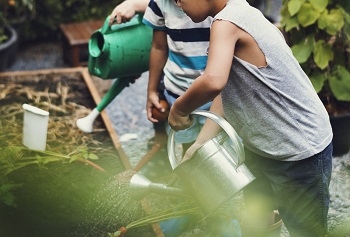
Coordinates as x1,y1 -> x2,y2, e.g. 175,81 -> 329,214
59,20 -> 104,67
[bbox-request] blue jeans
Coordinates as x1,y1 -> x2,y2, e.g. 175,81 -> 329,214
243,143 -> 333,237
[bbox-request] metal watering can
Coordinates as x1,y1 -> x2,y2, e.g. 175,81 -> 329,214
76,15 -> 152,133
168,111 -> 255,215
88,14 -> 152,79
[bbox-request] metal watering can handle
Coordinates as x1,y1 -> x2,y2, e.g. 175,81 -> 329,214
101,14 -> 144,34
168,110 -> 245,170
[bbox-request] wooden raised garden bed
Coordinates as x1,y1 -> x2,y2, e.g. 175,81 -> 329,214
0,67 -> 164,237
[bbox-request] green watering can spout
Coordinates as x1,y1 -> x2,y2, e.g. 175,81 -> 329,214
77,14 -> 153,133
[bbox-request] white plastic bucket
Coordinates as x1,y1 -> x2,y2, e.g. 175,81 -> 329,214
22,104 -> 49,150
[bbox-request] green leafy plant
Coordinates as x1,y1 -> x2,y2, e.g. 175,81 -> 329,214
107,199 -> 243,237
0,181 -> 23,207
0,0 -> 35,43
24,0 -> 119,42
0,146 -> 103,177
0,146 -> 104,207
280,0 -> 350,115
108,203 -> 203,237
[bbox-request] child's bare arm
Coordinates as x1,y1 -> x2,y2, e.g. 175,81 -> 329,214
169,20 -> 239,130
182,95 -> 224,162
197,95 -> 225,143
147,30 -> 168,123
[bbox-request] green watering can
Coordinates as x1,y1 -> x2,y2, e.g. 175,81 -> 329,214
88,14 -> 152,79
77,15 -> 153,133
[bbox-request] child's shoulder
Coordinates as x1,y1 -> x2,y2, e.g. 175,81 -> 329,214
155,0 -> 196,20
153,0 -> 177,13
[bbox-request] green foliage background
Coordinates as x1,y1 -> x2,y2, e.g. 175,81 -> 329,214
21,0 -> 123,42
280,0 -> 350,106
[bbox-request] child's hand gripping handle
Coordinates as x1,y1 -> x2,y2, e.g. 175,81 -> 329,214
101,14 -> 143,34
167,110 -> 245,170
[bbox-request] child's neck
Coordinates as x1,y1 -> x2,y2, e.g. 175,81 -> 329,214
210,0 -> 230,17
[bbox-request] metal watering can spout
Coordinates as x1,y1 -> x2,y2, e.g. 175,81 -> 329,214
129,173 -> 186,199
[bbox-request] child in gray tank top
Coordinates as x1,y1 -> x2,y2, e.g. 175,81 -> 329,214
168,0 -> 333,236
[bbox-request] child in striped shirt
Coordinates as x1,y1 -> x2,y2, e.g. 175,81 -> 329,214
143,0 -> 212,147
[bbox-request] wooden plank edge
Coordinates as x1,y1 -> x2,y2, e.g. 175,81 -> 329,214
0,67 -> 132,170
81,68 -> 165,237
142,200 -> 166,237
0,67 -> 165,237
80,68 -> 132,171
0,67 -> 86,77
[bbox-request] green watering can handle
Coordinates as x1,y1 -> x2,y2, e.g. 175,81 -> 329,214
101,14 -> 144,34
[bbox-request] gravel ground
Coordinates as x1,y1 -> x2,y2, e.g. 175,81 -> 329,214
5,33 -> 350,237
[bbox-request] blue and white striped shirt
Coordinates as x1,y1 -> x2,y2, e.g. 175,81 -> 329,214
142,0 -> 211,96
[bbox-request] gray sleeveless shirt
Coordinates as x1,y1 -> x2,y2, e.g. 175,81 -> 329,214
214,0 -> 332,161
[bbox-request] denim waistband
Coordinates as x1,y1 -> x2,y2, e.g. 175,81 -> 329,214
165,89 -> 180,99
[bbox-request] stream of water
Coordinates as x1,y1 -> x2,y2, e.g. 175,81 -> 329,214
75,170 -> 152,237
